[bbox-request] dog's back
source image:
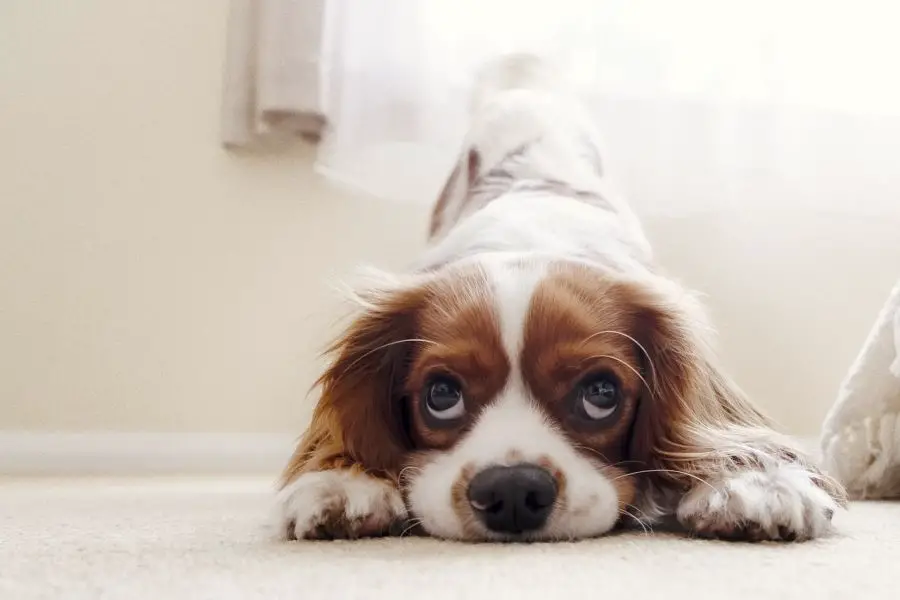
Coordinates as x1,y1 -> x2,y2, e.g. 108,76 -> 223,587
426,54 -> 651,271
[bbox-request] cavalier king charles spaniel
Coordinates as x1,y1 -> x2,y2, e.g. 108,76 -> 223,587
275,54 -> 845,543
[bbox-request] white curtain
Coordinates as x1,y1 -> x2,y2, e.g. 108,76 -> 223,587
317,0 -> 900,217
221,0 -> 327,149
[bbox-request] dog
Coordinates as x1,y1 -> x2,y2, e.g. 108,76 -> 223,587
274,54 -> 846,542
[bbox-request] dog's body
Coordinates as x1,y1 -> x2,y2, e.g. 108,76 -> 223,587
276,55 -> 845,542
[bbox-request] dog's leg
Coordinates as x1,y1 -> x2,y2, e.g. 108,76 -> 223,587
277,467 -> 407,540
275,428 -> 407,541
675,458 -> 839,542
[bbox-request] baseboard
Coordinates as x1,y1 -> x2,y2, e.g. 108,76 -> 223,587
0,432 -> 298,476
0,432 -> 824,477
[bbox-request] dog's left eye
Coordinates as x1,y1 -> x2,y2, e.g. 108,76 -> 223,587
423,377 -> 466,422
575,376 -> 619,421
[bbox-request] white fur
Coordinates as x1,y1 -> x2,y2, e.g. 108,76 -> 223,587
427,54 -> 651,266
419,194 -> 650,276
421,53 -> 652,276
406,260 -> 621,541
407,384 -> 621,541
276,471 -> 407,540
676,463 -> 838,540
485,255 -> 547,357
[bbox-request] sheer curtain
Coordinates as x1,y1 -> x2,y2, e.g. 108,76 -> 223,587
316,0 -> 900,217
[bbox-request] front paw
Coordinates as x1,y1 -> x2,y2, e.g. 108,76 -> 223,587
275,470 -> 407,540
676,464 -> 838,542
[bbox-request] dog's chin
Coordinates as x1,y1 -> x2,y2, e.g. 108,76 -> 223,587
409,505 -> 622,543
415,520 -> 620,543
462,526 -> 614,544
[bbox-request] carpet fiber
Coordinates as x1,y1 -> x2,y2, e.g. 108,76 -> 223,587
1,476 -> 898,600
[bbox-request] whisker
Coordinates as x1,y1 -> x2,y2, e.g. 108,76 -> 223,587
612,468 -> 717,493
597,460 -> 646,473
330,338 -> 440,386
579,330 -> 657,391
623,502 -> 653,525
574,451 -> 651,479
398,465 -> 423,484
618,508 -> 650,535
582,354 -> 654,399
331,338 -> 441,385
570,443 -> 610,461
400,518 -> 424,538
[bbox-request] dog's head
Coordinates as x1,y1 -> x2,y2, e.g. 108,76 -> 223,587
304,256 -> 764,541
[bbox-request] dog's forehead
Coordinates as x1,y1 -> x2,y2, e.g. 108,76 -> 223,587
483,258 -> 634,357
416,257 -> 634,368
525,263 -> 636,345
481,256 -> 549,359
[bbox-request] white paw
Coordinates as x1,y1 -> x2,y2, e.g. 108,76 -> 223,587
275,470 -> 407,540
676,464 -> 838,542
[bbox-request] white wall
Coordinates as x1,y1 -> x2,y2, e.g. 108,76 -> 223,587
1,0 -> 898,441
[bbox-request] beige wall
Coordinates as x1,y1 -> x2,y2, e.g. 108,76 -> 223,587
2,0 -> 898,437
0,1 -> 428,433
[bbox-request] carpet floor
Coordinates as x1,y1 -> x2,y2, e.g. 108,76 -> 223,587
1,476 -> 898,600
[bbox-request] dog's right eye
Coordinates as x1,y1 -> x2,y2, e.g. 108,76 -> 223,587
570,372 -> 621,424
423,377 -> 466,423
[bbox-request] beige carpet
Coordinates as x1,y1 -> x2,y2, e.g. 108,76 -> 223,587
1,477 -> 898,600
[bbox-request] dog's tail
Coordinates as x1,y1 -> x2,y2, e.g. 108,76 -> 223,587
469,53 -> 561,115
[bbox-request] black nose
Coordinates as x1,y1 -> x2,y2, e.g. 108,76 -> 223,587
467,465 -> 558,534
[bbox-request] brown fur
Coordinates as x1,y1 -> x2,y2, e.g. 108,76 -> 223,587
403,264 -> 508,450
522,264 -> 644,467
532,262 -> 846,505
429,162 -> 461,238
429,149 -> 481,238
522,261 -> 846,517
280,265 -> 502,487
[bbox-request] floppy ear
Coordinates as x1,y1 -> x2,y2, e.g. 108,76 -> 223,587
623,276 -> 845,501
280,275 -> 430,487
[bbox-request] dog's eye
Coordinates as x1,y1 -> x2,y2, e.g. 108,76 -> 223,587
576,376 -> 619,421
423,377 -> 465,422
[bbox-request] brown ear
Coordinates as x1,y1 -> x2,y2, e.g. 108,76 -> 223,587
628,277 -> 761,452
280,278 -> 429,486
621,276 -> 837,488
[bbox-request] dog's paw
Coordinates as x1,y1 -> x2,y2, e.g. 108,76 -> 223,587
275,470 -> 407,540
676,464 -> 838,542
